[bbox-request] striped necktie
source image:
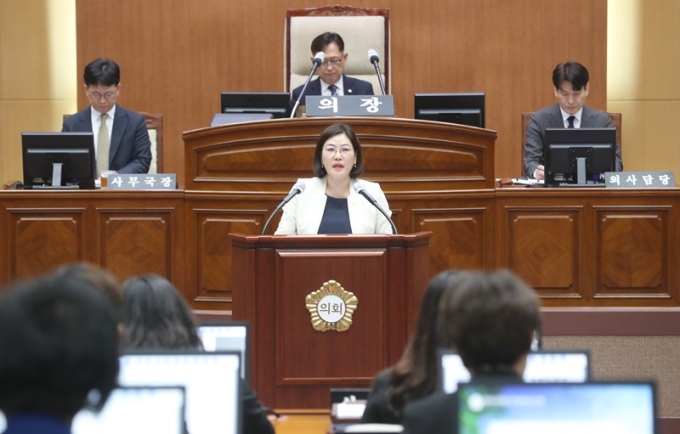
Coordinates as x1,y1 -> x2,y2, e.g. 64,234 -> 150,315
328,84 -> 338,96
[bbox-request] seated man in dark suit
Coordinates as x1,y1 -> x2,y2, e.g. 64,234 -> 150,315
524,61 -> 623,180
291,32 -> 374,110
0,273 -> 119,434
401,270 -> 540,434
62,58 -> 152,178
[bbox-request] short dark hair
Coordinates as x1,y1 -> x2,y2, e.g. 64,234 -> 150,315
552,61 -> 589,91
121,274 -> 202,350
84,58 -> 121,87
311,32 -> 345,54
313,123 -> 364,178
443,270 -> 540,371
53,262 -> 123,322
0,275 -> 120,417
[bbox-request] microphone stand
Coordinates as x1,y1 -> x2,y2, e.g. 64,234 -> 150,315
290,62 -> 321,118
371,59 -> 386,96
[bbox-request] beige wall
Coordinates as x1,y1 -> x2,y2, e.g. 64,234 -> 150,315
0,0 -> 77,185
607,0 -> 680,173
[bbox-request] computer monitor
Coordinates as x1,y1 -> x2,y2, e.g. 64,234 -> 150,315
414,93 -> 485,128
543,127 -> 617,186
439,350 -> 590,393
457,381 -> 656,434
118,351 -> 241,434
22,132 -> 96,189
72,386 -> 186,434
198,321 -> 250,380
221,92 -> 290,118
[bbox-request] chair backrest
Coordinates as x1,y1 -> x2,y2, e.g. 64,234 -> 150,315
285,5 -> 390,95
63,112 -> 163,174
139,112 -> 163,174
521,111 -> 622,175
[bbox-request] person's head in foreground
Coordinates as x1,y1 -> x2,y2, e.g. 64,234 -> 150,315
387,269 -> 469,415
441,269 -> 540,376
121,274 -> 202,350
0,274 -> 119,426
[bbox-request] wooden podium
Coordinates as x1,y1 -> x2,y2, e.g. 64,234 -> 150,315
229,232 -> 431,409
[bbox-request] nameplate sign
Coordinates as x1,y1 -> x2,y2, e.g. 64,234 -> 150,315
306,95 -> 394,117
107,174 -> 177,190
605,172 -> 675,188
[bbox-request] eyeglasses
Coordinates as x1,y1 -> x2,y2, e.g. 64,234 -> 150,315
557,87 -> 584,97
325,145 -> 353,155
88,91 -> 117,100
321,59 -> 343,68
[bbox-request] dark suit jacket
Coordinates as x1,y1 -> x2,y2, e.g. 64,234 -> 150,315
62,104 -> 152,174
401,370 -> 522,434
361,368 -> 401,424
524,103 -> 623,177
291,75 -> 374,108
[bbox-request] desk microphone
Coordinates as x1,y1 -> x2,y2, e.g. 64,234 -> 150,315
262,181 -> 306,235
354,181 -> 397,234
290,52 -> 325,118
367,49 -> 386,96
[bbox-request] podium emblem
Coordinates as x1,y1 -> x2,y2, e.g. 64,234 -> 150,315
305,280 -> 358,332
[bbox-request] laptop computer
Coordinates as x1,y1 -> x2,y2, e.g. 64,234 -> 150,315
439,349 -> 590,393
457,381 -> 657,434
119,350 -> 241,434
72,386 -> 186,434
198,321 -> 250,381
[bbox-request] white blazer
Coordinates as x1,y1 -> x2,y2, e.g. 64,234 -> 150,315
274,177 -> 393,235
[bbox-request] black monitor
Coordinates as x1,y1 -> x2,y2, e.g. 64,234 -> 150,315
414,93 -> 485,128
544,127 -> 617,186
22,132 -> 96,189
220,92 -> 290,118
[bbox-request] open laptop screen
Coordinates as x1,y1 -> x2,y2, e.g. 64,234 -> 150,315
439,350 -> 590,393
72,386 -> 186,434
119,351 -> 241,434
457,382 -> 656,434
198,321 -> 249,380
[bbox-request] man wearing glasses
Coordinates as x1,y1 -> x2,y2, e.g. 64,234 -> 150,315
523,61 -> 623,180
62,58 -> 151,177
291,32 -> 374,111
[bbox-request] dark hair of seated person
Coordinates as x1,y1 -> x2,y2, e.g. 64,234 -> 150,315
0,274 -> 120,419
384,269 -> 469,417
443,269 -> 540,373
53,262 -> 124,321
121,274 -> 203,350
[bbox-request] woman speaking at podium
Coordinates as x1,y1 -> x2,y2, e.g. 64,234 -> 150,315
275,123 -> 393,235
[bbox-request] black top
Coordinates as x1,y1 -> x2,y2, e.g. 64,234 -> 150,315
317,195 -> 352,234
242,379 -> 275,434
361,369 -> 401,424
401,370 -> 523,434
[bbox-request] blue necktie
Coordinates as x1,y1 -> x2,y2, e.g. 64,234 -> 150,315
567,116 -> 576,128
328,84 -> 338,96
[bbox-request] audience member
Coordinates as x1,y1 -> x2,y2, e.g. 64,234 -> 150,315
121,274 -> 274,434
401,269 -> 540,434
291,32 -> 374,110
0,274 -> 119,434
361,270 -> 467,423
62,58 -> 152,178
524,60 -> 623,180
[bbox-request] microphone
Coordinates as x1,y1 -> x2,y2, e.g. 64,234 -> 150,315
367,49 -> 386,96
353,181 -> 397,234
262,181 -> 306,235
290,52 -> 325,118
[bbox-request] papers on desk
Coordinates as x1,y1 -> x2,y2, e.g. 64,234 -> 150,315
512,178 -> 543,185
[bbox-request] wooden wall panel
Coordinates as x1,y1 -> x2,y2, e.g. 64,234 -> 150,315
74,0 -> 608,184
7,210 -> 85,281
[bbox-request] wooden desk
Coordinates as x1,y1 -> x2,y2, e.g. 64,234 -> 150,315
1,186 -> 679,308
